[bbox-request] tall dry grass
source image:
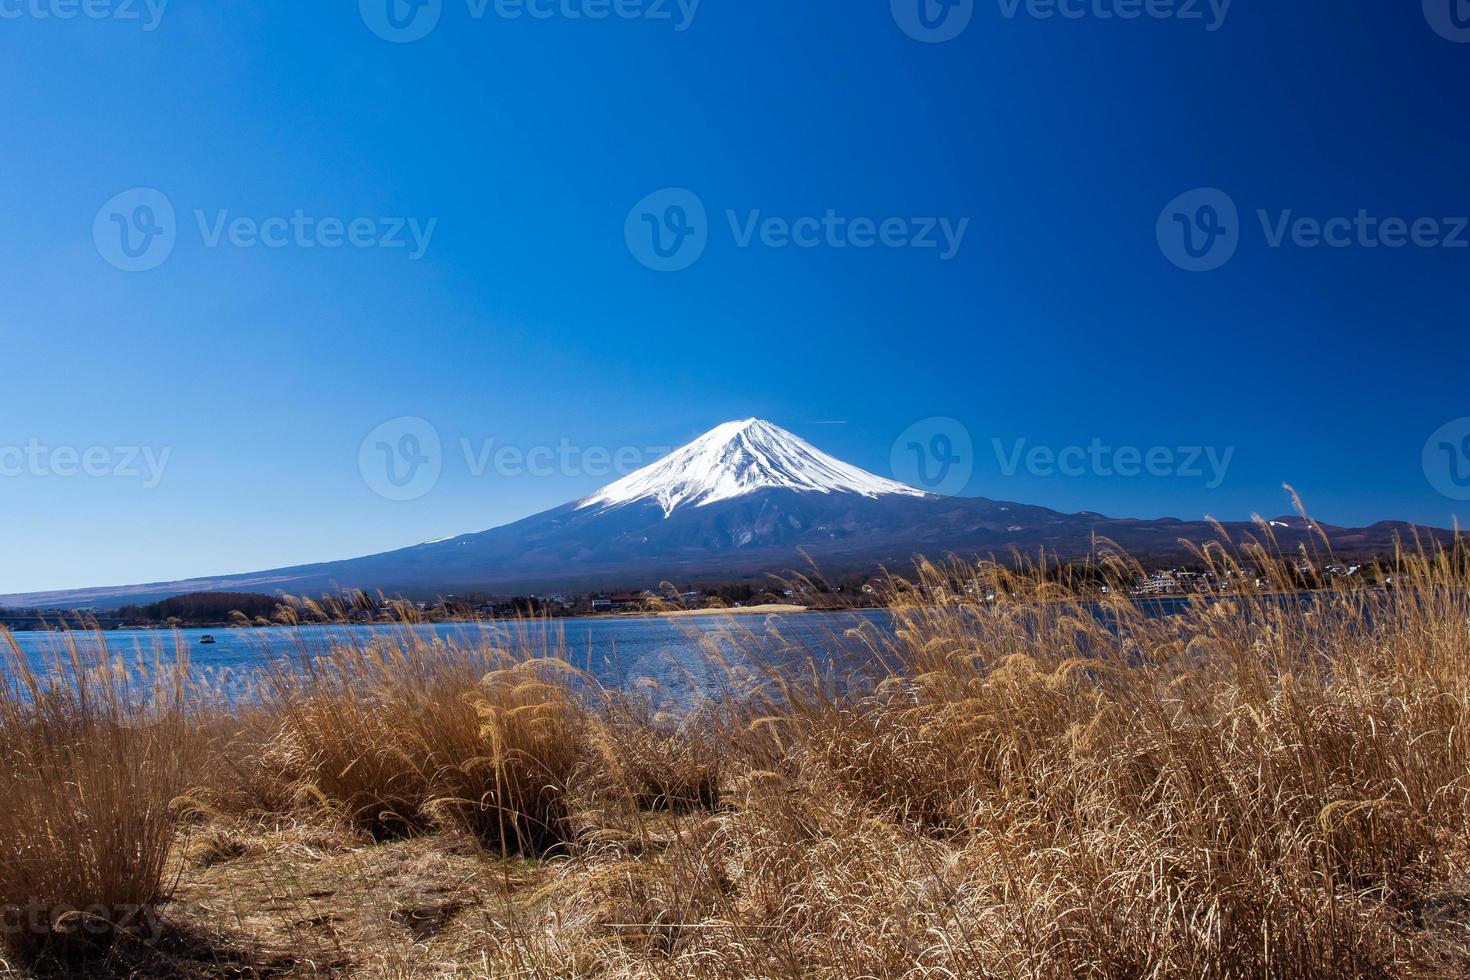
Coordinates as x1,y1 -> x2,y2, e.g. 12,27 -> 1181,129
537,537 -> 1470,977
257,626 -> 590,853
0,632 -> 199,959
4,533 -> 1470,977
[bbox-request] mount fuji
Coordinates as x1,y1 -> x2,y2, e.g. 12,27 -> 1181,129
1,419 -> 1448,607
578,418 -> 929,515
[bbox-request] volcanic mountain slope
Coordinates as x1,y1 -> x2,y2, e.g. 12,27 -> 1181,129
2,419 -> 1451,607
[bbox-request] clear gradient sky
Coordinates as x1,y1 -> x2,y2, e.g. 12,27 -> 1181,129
2,1 -> 1468,594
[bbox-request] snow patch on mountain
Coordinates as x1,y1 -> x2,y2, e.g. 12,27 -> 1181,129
578,418 -> 929,517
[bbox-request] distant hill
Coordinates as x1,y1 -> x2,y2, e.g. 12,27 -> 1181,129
117,592 -> 281,624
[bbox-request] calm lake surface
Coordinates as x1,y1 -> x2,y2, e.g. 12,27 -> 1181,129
3,611 -> 896,703
2,596 -> 1266,704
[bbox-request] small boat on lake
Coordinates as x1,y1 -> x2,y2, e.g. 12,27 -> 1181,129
199,634 -> 217,645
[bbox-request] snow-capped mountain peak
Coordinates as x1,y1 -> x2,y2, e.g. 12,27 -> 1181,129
578,418 -> 929,517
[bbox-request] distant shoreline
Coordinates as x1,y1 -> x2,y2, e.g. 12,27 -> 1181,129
5,589 -> 1392,633
0,604 -> 822,632
617,603 -> 810,619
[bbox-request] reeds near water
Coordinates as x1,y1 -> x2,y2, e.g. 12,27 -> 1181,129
0,635 -> 198,961
3,534 -> 1470,977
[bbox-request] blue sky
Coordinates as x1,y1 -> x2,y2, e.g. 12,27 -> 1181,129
2,0 -> 1468,593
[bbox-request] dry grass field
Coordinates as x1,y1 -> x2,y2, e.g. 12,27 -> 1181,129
4,529 -> 1470,978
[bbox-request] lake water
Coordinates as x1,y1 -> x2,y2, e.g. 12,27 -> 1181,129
2,611 -> 896,703
3,596 -> 1292,705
